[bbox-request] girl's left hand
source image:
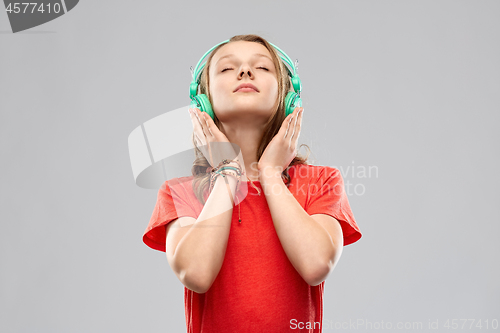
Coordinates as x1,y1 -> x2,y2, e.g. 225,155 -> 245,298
258,107 -> 304,179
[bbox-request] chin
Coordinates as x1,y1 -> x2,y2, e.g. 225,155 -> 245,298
237,104 -> 273,114
216,105 -> 272,120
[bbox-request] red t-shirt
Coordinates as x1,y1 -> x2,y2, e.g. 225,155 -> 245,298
143,164 -> 362,332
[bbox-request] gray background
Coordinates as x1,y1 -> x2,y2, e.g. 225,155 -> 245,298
1,0 -> 499,332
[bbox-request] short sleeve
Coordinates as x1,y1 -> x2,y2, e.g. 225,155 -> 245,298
142,178 -> 199,252
306,166 -> 362,246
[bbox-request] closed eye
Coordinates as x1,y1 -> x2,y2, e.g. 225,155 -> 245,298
222,67 -> 268,72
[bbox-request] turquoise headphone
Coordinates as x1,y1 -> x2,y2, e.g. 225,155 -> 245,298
189,39 -> 302,120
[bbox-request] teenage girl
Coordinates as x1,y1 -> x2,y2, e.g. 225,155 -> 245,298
143,34 -> 362,333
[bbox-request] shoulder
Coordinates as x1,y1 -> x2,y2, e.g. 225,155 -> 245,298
158,176 -> 196,198
163,175 -> 195,188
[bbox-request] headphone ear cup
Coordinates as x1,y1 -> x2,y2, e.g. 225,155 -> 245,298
284,92 -> 302,118
284,92 -> 295,117
193,94 -> 215,120
291,75 -> 302,93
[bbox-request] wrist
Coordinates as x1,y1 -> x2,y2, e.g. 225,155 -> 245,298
210,166 -> 241,193
257,164 -> 283,180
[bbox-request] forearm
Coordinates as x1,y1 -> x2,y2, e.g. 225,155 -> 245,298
174,174 -> 237,292
260,173 -> 335,284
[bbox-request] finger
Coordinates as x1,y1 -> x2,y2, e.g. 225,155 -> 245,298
201,111 -> 214,137
283,107 -> 300,140
195,109 -> 220,165
283,114 -> 294,139
276,111 -> 294,138
193,109 -> 207,132
290,107 -> 303,144
194,108 -> 214,143
189,108 -> 207,146
288,108 -> 301,143
198,109 -> 215,140
201,113 -> 216,165
281,110 -> 296,139
191,109 -> 204,132
199,112 -> 217,164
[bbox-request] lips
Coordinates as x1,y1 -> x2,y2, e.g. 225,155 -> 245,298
234,83 -> 259,92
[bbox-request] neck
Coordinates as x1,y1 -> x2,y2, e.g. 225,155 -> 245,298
219,121 -> 263,182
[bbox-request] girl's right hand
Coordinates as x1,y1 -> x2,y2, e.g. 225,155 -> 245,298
188,108 -> 239,168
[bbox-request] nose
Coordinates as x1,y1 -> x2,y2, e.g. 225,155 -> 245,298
238,65 -> 253,79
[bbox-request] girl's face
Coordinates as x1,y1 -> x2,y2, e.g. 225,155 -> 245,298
208,41 -> 279,121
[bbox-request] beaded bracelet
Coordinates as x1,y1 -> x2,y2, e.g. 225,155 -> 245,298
209,159 -> 243,194
207,160 -> 242,212
207,159 -> 261,202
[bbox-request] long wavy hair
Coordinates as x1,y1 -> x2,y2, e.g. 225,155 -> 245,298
191,34 -> 312,205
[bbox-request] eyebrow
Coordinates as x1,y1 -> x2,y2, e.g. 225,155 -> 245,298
214,53 -> 273,66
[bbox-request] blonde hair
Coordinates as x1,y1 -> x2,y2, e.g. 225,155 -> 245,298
191,34 -> 311,204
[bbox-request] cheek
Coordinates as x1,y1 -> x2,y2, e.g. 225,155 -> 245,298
208,82 -> 221,104
269,80 -> 279,100
210,80 -> 228,100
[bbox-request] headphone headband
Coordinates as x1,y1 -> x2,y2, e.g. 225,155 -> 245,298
189,38 -> 302,119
